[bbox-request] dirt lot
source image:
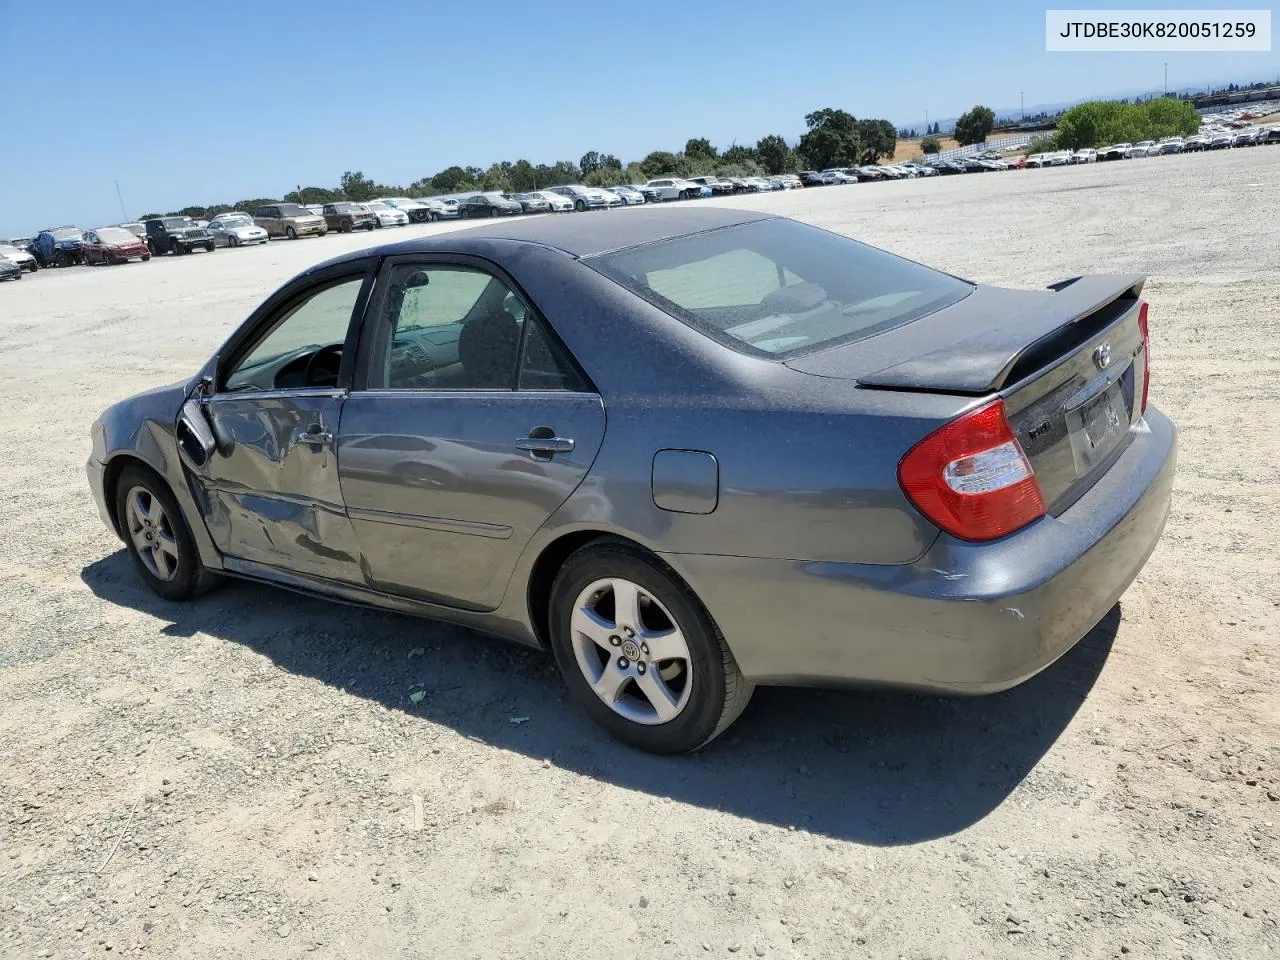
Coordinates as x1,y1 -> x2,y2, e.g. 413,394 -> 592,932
2,149 -> 1278,960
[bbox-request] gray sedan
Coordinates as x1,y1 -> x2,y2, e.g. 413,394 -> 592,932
86,209 -> 1175,753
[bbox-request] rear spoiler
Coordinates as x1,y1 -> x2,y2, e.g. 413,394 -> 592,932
857,275 -> 1146,393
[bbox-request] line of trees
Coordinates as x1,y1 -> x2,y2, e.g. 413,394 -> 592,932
1051,98 -> 1201,150
141,106 -> 903,220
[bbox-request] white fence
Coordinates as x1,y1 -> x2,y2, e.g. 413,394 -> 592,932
933,135 -> 1034,161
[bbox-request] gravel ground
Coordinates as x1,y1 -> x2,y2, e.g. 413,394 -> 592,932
2,148 -> 1278,960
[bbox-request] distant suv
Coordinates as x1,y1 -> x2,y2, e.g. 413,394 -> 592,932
31,226 -> 85,267
686,176 -> 734,195
322,202 -> 377,233
544,184 -> 610,211
145,217 -> 215,256
253,203 -> 328,239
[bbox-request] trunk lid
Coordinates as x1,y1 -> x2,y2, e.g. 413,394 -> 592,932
786,275 -> 1150,514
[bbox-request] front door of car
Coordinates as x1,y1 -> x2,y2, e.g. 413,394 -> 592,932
337,257 -> 605,611
186,263 -> 376,582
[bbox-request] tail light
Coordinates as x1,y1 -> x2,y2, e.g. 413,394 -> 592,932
1137,301 -> 1150,415
898,399 -> 1046,541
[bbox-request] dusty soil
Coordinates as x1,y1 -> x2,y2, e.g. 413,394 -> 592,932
893,136 -> 960,161
2,148 -> 1278,960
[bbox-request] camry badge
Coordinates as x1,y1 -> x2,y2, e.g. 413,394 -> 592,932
1093,342 -> 1111,371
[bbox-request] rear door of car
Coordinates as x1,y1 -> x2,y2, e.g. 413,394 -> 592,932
337,254 -> 606,611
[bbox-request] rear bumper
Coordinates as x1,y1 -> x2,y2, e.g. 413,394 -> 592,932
666,407 -> 1176,692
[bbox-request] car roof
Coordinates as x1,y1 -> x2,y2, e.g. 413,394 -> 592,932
346,207 -> 775,259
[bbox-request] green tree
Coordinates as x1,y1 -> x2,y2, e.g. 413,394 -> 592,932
920,135 -> 942,155
684,138 -> 717,162
430,166 -> 477,192
856,119 -> 897,163
340,170 -> 378,201
953,105 -> 995,145
481,163 -> 511,192
1026,135 -> 1059,154
584,166 -> 628,188
535,161 -> 580,187
720,143 -> 758,165
579,151 -> 604,178
755,134 -> 795,174
286,186 -> 342,205
507,159 -> 537,192
1143,97 -> 1200,138
797,108 -> 861,170
640,150 -> 681,178
1055,97 -> 1200,150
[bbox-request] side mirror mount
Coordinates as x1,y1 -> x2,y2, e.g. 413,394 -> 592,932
176,398 -> 215,468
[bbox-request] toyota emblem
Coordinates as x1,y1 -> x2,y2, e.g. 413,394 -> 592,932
1093,342 -> 1111,371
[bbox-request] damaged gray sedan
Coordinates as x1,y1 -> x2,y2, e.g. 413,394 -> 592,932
87,209 -> 1175,753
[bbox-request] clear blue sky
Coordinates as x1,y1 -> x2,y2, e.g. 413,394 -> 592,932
1,1 -> 1276,235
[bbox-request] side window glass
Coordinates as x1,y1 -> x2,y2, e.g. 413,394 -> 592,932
518,315 -> 587,392
374,265 -> 520,390
223,276 -> 364,392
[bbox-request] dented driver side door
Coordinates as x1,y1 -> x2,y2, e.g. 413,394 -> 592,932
188,265 -> 375,583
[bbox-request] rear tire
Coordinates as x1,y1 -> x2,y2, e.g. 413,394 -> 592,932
113,464 -> 220,602
548,542 -> 753,754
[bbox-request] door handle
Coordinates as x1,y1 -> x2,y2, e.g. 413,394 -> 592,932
299,428 -> 333,447
515,436 -> 574,455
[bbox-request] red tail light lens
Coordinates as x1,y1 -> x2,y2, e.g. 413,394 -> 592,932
1137,301 -> 1150,415
898,399 -> 1047,541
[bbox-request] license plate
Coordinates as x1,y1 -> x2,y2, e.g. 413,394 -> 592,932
1067,379 -> 1129,474
1082,387 -> 1123,448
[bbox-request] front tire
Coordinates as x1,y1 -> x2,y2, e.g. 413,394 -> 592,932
286,226 -> 297,240
548,542 -> 753,754
114,465 -> 219,602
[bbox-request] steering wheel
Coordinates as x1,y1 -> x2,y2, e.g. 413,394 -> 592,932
303,343 -> 343,388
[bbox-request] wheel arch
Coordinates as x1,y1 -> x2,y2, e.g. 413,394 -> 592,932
101,453 -> 167,538
525,529 -> 701,650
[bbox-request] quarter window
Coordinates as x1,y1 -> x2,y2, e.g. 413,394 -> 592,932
369,264 -> 585,392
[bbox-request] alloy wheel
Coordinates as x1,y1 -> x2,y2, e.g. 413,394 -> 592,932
569,577 -> 693,725
125,486 -> 180,581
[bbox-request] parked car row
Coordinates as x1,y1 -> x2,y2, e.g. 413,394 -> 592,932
8,126 -> 1274,279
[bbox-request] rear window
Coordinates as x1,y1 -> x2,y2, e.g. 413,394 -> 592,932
587,218 -> 971,358
277,204 -> 310,216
